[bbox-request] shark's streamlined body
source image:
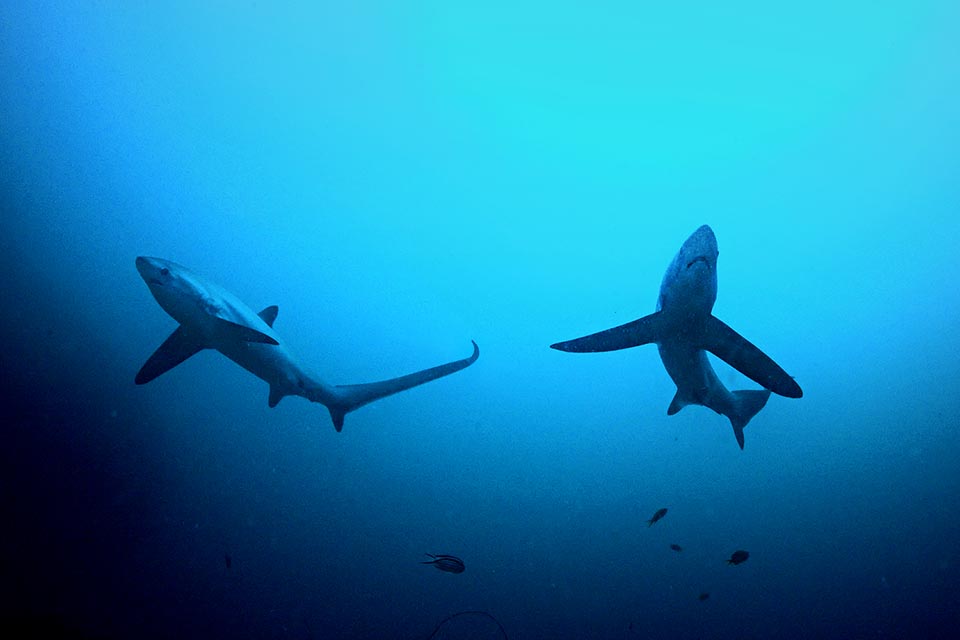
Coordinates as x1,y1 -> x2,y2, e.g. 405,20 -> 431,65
135,257 -> 478,431
551,225 -> 801,449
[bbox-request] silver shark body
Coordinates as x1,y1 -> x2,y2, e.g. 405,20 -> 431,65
551,225 -> 801,449
135,257 -> 478,431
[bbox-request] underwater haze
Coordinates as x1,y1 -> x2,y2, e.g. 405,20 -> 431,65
2,2 -> 959,638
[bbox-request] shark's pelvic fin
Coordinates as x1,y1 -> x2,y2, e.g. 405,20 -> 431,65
262,308 -> 283,409
667,392 -> 688,416
699,316 -> 803,398
268,385 -> 284,408
728,389 -> 772,449
550,312 -> 663,353
323,341 -> 480,432
216,317 -> 279,345
328,407 -> 346,432
135,325 -> 204,385
258,305 -> 279,328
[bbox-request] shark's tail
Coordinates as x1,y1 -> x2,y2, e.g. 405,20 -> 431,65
315,341 -> 479,432
728,389 -> 771,449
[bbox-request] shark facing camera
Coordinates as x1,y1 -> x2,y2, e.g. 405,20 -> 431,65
551,225 -> 802,449
134,256 -> 478,432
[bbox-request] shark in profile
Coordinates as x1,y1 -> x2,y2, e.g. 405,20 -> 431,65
551,225 -> 801,449
135,257 -> 478,431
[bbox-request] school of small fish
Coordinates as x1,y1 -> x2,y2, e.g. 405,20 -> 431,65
645,507 -> 750,606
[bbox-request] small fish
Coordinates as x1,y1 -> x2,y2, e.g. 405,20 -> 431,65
421,553 -> 465,574
647,508 -> 668,527
727,550 -> 749,565
669,544 -> 683,552
698,592 -> 710,601
224,553 -> 232,570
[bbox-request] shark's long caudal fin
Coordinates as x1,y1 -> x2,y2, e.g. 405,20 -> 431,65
700,315 -> 803,398
321,341 -> 480,432
728,389 -> 771,449
135,325 -> 205,385
551,312 -> 664,352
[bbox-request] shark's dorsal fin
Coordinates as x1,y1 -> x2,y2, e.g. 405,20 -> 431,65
550,312 -> 664,353
258,305 -> 279,328
698,316 -> 802,398
214,317 -> 279,345
135,325 -> 204,385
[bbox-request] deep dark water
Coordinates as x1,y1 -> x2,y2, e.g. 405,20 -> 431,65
3,2 -> 960,639
2,231 -> 959,640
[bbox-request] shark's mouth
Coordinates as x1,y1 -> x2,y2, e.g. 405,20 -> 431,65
148,278 -> 164,286
686,256 -> 710,269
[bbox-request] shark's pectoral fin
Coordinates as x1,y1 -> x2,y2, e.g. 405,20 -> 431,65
215,317 -> 279,345
551,312 -> 663,353
258,305 -> 279,328
135,326 -> 204,385
700,316 -> 803,398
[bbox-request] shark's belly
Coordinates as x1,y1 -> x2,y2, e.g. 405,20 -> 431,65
657,341 -> 733,413
216,339 -> 306,395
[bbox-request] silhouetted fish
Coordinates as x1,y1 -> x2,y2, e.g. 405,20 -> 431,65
224,553 -> 232,570
670,544 -> 683,552
698,592 -> 710,601
647,508 -> 668,527
727,550 -> 749,565
421,553 -> 465,574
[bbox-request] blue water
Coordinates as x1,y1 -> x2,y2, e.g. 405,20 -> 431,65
2,2 -> 959,638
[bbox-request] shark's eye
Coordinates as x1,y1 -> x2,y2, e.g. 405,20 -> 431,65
160,268 -> 170,277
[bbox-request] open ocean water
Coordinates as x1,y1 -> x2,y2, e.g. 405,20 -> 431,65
2,2 -> 958,638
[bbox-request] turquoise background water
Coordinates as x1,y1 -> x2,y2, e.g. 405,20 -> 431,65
2,2 -> 958,638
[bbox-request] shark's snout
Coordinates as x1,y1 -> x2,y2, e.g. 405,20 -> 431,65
692,224 -> 715,239
681,225 -> 719,269
136,256 -> 156,275
687,225 -> 717,250
136,256 -> 171,286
